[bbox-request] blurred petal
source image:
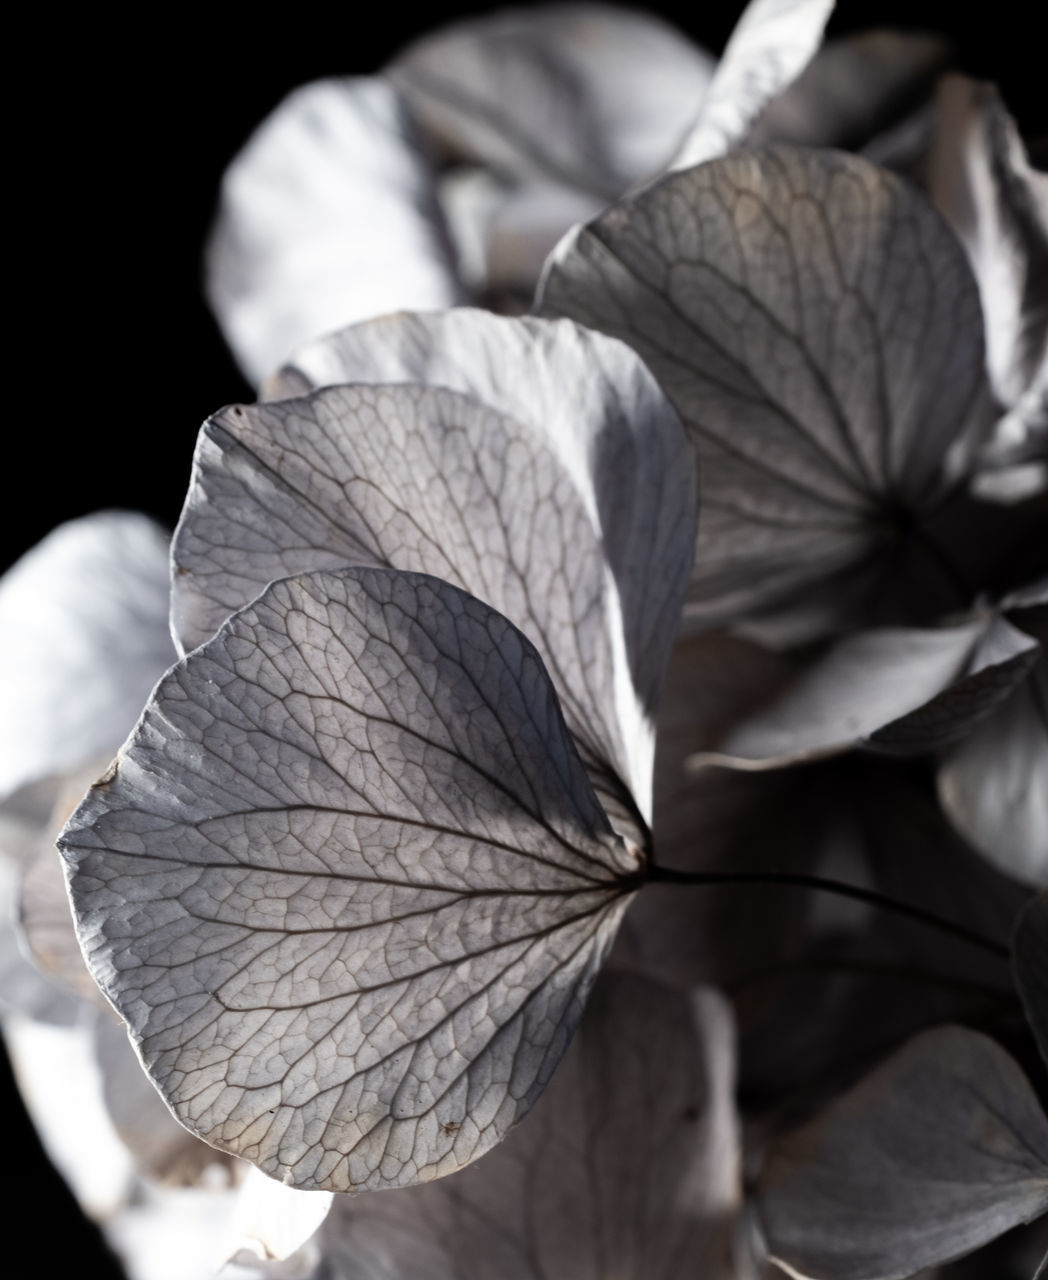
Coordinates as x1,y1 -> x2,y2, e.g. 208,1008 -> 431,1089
746,28 -> 952,153
668,0 -> 834,170
938,653 -> 1048,886
705,614 -> 1039,766
206,78 -> 463,385
758,1026 -> 1048,1278
539,147 -> 993,637
93,1014 -> 238,1187
1013,891 -> 1048,1066
389,4 -> 714,197
317,976 -> 738,1279
224,1167 -> 331,1272
268,309 -> 696,818
61,569 -> 638,1192
924,75 -> 1048,415
18,761 -> 112,1006
440,167 -> 605,296
0,512 -> 173,804
3,1011 -> 135,1219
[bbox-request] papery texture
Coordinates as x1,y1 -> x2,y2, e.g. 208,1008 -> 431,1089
539,146 -> 993,639
62,569 -> 638,1191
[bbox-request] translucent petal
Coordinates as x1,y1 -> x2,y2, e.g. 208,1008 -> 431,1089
316,976 -> 738,1279
61,569 -> 638,1192
267,309 -> 696,817
539,146 -> 993,636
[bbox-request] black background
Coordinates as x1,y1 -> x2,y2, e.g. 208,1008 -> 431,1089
5,3 -> 1042,1274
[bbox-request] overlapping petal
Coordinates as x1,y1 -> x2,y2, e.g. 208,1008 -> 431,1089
389,4 -> 715,198
757,1026 -> 1048,1278
262,309 -> 695,818
702,612 -> 1040,766
668,0 -> 834,171
207,78 -> 463,385
61,569 -> 640,1192
539,145 -> 994,639
314,976 -> 738,1279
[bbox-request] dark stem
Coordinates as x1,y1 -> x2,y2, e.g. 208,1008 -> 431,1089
645,865 -> 1011,959
730,954 -> 1015,1003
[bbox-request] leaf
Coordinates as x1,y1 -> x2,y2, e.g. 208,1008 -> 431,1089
745,28 -> 952,154
667,0 -> 834,171
315,976 -> 738,1279
701,614 -> 1040,767
206,78 -> 463,385
0,512 -> 173,804
265,308 -> 696,817
539,146 -> 994,638
1014,891 -> 1048,1067
60,568 -> 639,1192
757,1026 -> 1048,1279
388,4 -> 715,198
938,652 -> 1048,887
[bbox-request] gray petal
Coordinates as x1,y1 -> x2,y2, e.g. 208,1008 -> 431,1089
705,613 -> 1039,766
758,1026 -> 1048,1279
61,568 -> 638,1191
206,78 -> 463,385
317,976 -> 738,1279
389,4 -> 714,198
267,309 -> 696,816
1014,891 -> 1048,1068
938,654 -> 1048,886
539,146 -> 993,636
746,28 -> 952,153
668,0 -> 834,170
0,512 -> 174,804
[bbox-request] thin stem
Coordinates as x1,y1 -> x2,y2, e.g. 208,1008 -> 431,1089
645,865 -> 1011,959
730,954 -> 1015,1003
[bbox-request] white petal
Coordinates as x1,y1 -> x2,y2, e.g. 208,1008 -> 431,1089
61,569 -> 638,1192
224,1166 -> 331,1270
0,512 -> 173,803
206,78 -> 463,385
705,614 -> 1039,767
539,146 -> 993,636
389,4 -> 714,197
3,1011 -> 135,1219
268,309 -> 696,817
317,976 -> 738,1279
668,0 -> 834,171
758,1026 -> 1048,1279
924,75 -> 1048,414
